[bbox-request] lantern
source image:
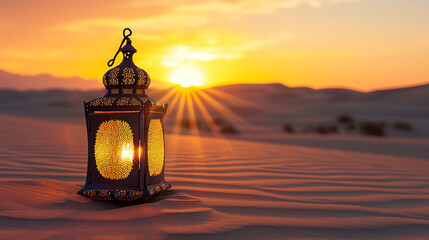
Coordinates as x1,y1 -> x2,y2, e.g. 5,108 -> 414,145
78,28 -> 171,201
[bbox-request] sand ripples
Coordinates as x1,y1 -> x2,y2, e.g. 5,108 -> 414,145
1,115 -> 429,239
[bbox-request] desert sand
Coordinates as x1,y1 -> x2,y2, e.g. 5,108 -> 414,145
1,114 -> 429,239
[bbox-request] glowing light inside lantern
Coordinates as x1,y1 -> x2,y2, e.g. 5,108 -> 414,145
147,119 -> 165,176
121,143 -> 133,162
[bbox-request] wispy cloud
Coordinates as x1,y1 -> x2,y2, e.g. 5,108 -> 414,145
58,0 -> 363,35
160,32 -> 294,67
175,0 -> 362,14
162,45 -> 240,67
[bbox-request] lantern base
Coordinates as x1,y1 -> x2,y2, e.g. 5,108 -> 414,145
77,181 -> 171,202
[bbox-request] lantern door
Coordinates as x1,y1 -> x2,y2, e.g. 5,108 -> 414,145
86,112 -> 142,187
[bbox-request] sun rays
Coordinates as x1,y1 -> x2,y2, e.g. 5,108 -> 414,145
158,84 -> 265,159
151,61 -> 263,139
160,85 -> 258,138
157,61 -> 260,142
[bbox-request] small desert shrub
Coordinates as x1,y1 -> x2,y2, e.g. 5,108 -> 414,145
181,119 -> 201,129
220,124 -> 239,134
213,118 -> 224,126
337,114 -> 355,125
314,125 -> 338,135
359,121 -> 385,137
345,123 -> 356,131
392,121 -> 413,132
307,124 -> 338,135
209,118 -> 239,134
283,124 -> 295,133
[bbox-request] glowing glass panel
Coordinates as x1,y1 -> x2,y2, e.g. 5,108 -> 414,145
94,120 -> 134,180
148,119 -> 165,176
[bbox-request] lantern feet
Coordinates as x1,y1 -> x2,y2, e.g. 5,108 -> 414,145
78,181 -> 171,202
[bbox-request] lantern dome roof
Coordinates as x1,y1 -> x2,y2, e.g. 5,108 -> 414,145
85,29 -> 166,112
102,39 -> 151,96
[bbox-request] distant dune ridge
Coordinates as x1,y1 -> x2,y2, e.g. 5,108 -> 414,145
0,69 -> 103,91
0,69 -> 428,139
0,71 -> 428,138
212,82 -> 429,104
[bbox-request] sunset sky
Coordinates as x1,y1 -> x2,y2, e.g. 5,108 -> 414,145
0,0 -> 428,91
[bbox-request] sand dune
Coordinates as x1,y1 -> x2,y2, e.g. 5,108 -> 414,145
1,82 -> 429,139
1,115 -> 429,239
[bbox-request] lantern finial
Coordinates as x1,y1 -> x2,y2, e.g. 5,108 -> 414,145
120,38 -> 137,63
101,28 -> 152,95
107,28 -> 133,67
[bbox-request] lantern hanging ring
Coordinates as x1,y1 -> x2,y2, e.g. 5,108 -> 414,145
107,28 -> 133,67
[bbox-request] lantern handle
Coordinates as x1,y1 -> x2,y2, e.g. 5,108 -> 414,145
107,28 -> 133,67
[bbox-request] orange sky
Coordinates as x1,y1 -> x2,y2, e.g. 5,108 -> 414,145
0,0 -> 428,91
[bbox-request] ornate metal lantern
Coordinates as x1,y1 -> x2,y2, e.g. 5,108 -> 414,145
78,28 -> 171,201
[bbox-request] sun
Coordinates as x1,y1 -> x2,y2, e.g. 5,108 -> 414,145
169,65 -> 205,87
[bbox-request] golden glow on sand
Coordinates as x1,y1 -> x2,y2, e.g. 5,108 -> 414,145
169,65 -> 205,88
